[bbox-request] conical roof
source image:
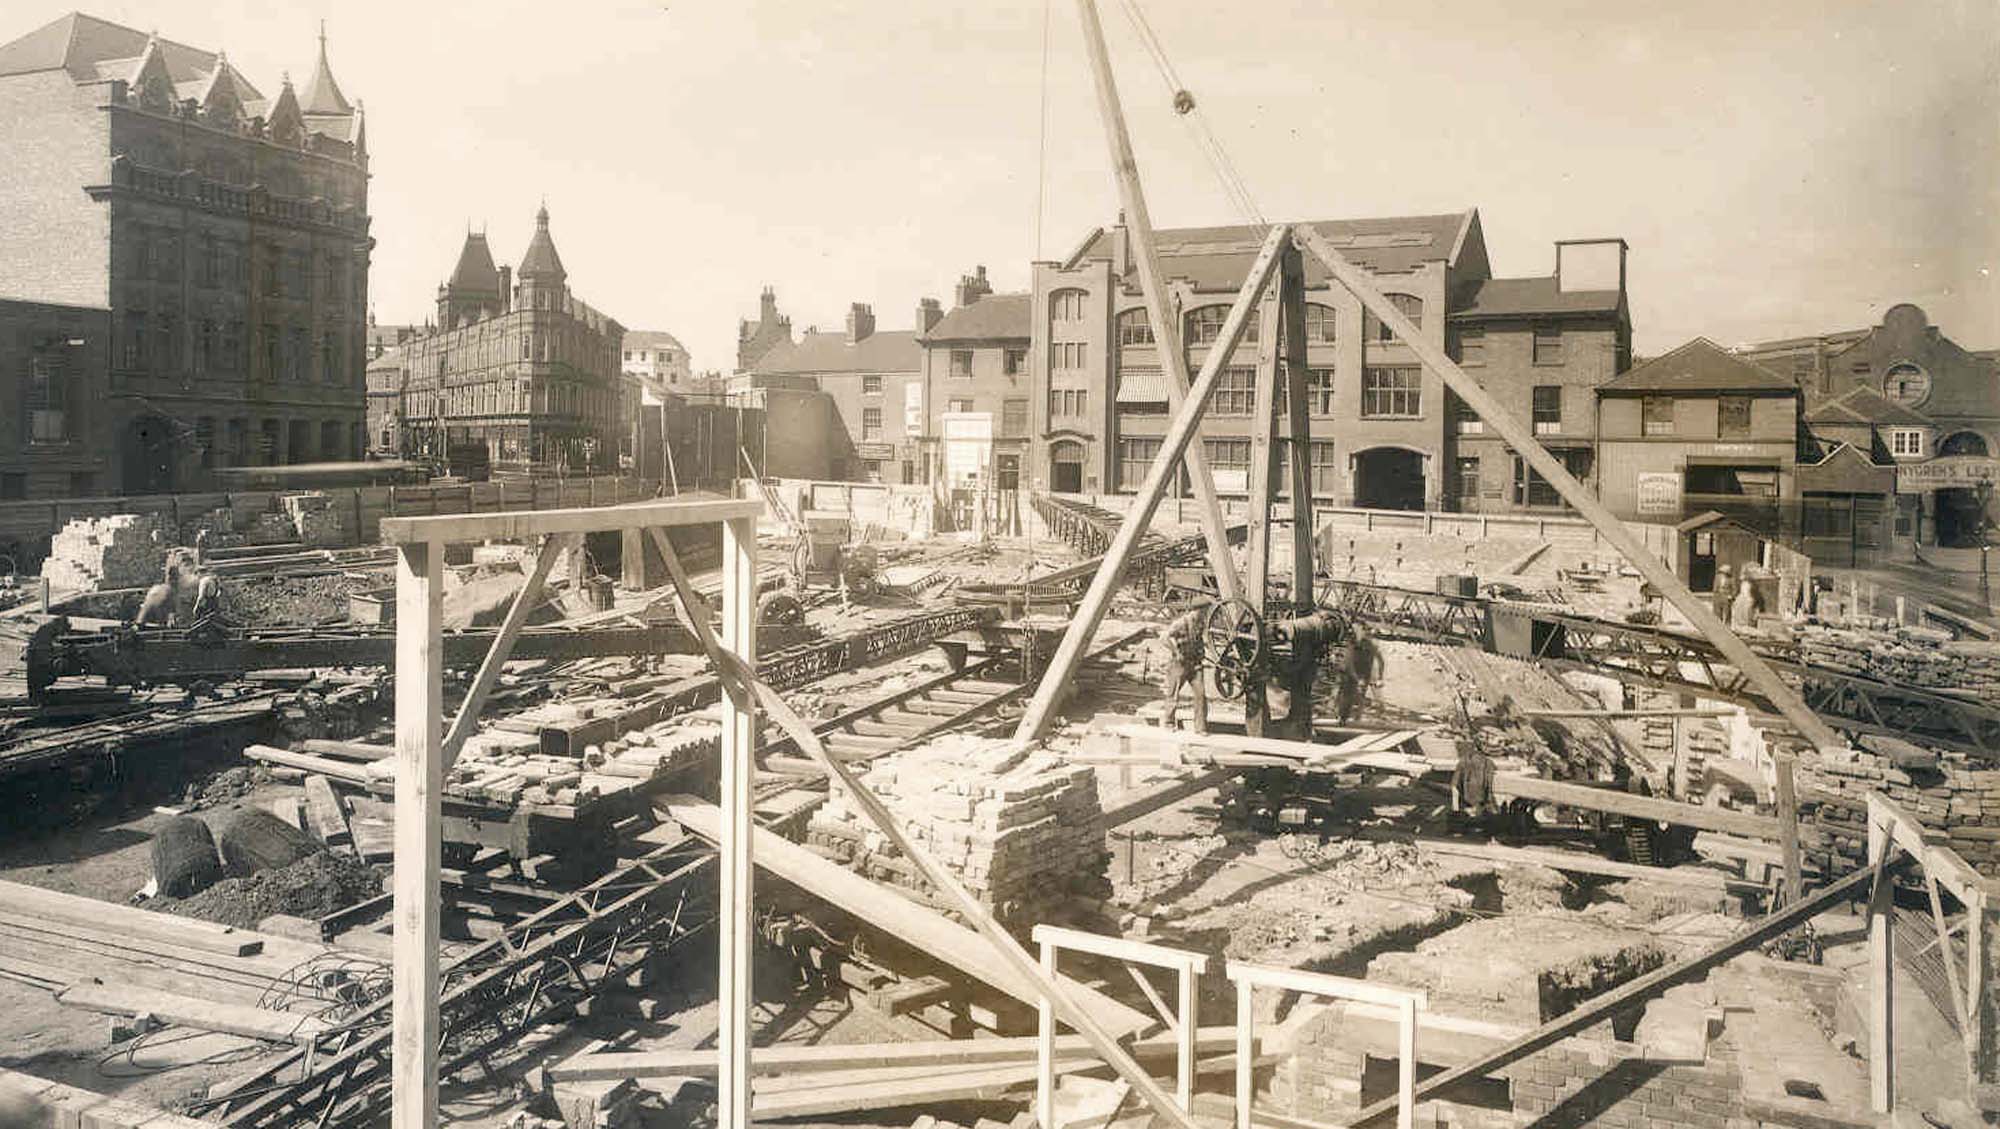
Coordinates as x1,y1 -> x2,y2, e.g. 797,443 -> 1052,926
448,232 -> 501,293
517,204 -> 565,280
300,23 -> 351,116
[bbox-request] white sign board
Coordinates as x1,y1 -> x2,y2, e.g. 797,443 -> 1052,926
941,412 -> 992,489
1636,472 -> 1682,515
1895,455 -> 2000,493
904,383 -> 923,437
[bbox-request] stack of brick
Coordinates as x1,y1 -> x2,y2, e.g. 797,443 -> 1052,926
805,734 -> 1109,926
39,514 -> 169,591
1796,623 -> 2000,699
280,492 -> 351,548
1799,739 -> 2000,876
180,505 -> 299,550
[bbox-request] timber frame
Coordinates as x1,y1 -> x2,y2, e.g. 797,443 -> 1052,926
378,498 -> 763,1129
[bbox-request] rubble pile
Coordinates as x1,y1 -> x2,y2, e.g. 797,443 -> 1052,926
1796,623 -> 2000,699
1800,738 -> 2000,874
807,734 -> 1110,924
161,849 -> 382,930
180,504 -> 298,550
39,513 -> 169,591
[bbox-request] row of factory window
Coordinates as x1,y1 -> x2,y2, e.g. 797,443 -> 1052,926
424,326 -> 620,378
1064,296 -> 1423,348
407,380 -> 614,421
117,312 -> 350,385
1115,436 -> 1341,492
124,226 -> 359,306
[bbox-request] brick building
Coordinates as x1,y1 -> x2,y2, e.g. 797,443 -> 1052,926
1593,339 -> 1804,538
621,329 -> 693,393
1028,211 -> 1630,510
1743,303 -> 2000,548
734,286 -> 792,374
398,206 -> 626,474
0,299 -> 111,499
918,269 -> 1032,492
0,14 -> 371,494
741,300 -> 927,483
363,344 -> 406,457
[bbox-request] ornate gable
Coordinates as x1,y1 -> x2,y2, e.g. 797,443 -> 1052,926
265,76 -> 303,146
129,36 -> 175,114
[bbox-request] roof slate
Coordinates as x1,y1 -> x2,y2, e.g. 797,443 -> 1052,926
925,294 -> 1031,342
1806,385 -> 1931,427
1599,338 -> 1796,394
1451,276 -> 1621,319
754,329 -> 921,375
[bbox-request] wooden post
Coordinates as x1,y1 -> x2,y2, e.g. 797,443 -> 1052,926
1774,753 -> 1802,905
1867,808 -> 1894,1113
439,533 -> 570,769
1073,0 -> 1242,603
391,540 -> 442,1129
1235,980 -> 1253,1129
1291,226 -> 1846,755
1176,961 -> 1198,1111
1038,939 -> 1057,1129
1397,996 -> 1418,1129
1971,889 -> 1998,1113
1277,244 -> 1317,736
717,514 -> 757,1129
1243,289 -> 1283,737
1014,227 -> 1289,742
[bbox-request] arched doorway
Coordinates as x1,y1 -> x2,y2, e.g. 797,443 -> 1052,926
1049,439 -> 1085,494
121,415 -> 179,495
1935,431 -> 1992,546
1353,447 -> 1425,511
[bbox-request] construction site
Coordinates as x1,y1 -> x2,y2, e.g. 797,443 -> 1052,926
1,4 -> 1996,1129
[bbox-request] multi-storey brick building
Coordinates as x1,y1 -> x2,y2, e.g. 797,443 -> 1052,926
917,269 -> 1032,491
0,299 -> 111,499
741,300 -> 927,483
363,345 -> 406,458
398,207 -> 626,474
735,286 -> 792,374
621,329 -> 693,393
1028,212 -> 1630,511
0,14 -> 372,494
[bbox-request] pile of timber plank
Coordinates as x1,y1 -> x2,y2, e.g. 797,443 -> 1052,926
1798,738 -> 2000,875
806,733 -> 1109,924
1795,623 -> 2000,698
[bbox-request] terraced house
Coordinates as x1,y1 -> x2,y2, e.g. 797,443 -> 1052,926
0,13 -> 372,495
1028,211 -> 1631,512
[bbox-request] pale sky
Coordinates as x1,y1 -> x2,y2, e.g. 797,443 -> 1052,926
19,0 -> 1997,370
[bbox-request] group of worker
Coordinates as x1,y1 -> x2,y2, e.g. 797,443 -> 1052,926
1149,599 -> 1383,734
132,557 -> 223,629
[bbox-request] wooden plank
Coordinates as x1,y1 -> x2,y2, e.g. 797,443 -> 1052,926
392,540 -> 443,1129
1346,856 -> 1898,1126
243,745 -> 373,785
1032,925 -> 1209,974
56,980 -> 330,1045
301,774 -> 352,848
1104,724 -> 1423,769
1869,810 -> 1894,1114
1867,791 -> 1991,904
440,532 -> 571,771
1279,243 -> 1320,738
662,798 -> 1152,1037
1775,753 -> 1802,904
1012,224 -> 1289,743
378,496 -> 761,545
1405,835 -> 1743,892
0,881 -> 265,957
1293,224 -> 1844,754
297,739 -> 396,761
718,514 -> 757,1129
1491,772 -> 1781,840
1224,962 -> 1426,1010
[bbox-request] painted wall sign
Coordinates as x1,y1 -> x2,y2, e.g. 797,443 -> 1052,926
1636,471 -> 1683,515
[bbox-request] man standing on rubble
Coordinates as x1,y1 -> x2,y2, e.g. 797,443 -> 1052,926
1334,621 -> 1384,724
1154,601 -> 1209,734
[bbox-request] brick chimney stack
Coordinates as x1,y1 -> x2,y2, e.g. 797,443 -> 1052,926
846,302 -> 875,343
954,265 -> 992,309
916,297 -> 942,334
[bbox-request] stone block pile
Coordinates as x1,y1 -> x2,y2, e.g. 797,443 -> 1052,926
1800,738 -> 2000,875
179,505 -> 297,551
806,733 -> 1110,925
280,492 -> 351,548
1796,623 -> 2000,700
39,514 -> 169,592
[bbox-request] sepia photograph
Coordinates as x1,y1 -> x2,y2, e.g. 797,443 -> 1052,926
0,2 -> 1995,1127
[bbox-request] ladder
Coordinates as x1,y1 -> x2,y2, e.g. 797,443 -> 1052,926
739,445 -> 800,537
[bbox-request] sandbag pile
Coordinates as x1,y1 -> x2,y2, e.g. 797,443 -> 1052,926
39,513 -> 169,591
805,733 -> 1110,925
1796,624 -> 2000,699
